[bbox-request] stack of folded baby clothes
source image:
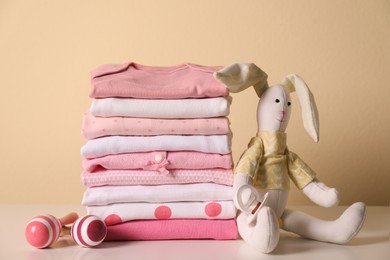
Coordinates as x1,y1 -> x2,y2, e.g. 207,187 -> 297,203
80,62 -> 238,240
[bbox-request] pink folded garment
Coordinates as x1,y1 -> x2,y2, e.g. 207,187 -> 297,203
87,201 -> 236,224
83,151 -> 233,173
82,113 -> 230,139
90,62 -> 228,99
105,219 -> 238,241
81,169 -> 234,187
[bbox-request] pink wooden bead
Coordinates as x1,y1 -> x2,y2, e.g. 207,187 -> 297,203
25,214 -> 61,248
71,215 -> 106,247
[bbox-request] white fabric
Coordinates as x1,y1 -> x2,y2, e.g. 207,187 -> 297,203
249,189 -> 288,218
86,201 -> 237,222
282,202 -> 366,244
81,134 -> 232,158
282,74 -> 319,142
234,190 -> 287,253
232,172 -> 251,211
90,97 -> 230,118
302,178 -> 339,207
214,63 -> 268,98
236,207 -> 280,253
82,183 -> 233,206
257,86 -> 292,133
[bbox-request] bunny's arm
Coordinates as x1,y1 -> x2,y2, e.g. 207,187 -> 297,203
233,137 -> 263,210
287,150 -> 339,207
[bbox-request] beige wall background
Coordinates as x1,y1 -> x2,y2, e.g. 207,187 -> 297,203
0,0 -> 389,205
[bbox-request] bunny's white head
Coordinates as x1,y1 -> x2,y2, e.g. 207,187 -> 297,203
214,63 -> 319,142
257,85 -> 292,132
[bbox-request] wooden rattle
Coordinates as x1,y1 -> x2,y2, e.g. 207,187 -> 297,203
25,212 -> 79,248
25,213 -> 107,248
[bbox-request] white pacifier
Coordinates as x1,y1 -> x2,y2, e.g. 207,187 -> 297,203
236,184 -> 269,224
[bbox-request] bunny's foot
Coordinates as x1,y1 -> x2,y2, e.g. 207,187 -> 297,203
237,206 -> 280,253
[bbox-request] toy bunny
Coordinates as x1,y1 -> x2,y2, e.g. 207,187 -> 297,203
214,63 -> 366,253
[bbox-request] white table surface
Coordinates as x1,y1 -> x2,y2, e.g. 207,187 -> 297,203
0,205 -> 388,260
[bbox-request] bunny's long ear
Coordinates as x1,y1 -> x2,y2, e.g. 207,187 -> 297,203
282,74 -> 319,142
214,63 -> 268,97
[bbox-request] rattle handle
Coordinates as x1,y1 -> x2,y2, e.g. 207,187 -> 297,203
59,212 -> 79,226
60,226 -> 71,237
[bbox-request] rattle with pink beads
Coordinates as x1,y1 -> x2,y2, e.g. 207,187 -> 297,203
25,212 -> 107,248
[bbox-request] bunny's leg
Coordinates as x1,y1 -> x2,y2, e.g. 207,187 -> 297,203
281,202 -> 366,244
236,206 -> 280,253
236,189 -> 289,253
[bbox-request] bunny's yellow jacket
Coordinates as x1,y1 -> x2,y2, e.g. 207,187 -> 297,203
235,131 -> 316,190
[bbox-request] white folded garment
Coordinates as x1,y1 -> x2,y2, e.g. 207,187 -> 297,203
89,97 -> 231,118
81,135 -> 231,158
82,183 -> 233,206
87,201 -> 236,224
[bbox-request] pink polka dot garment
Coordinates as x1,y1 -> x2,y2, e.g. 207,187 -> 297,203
87,201 -> 236,224
80,62 -> 238,240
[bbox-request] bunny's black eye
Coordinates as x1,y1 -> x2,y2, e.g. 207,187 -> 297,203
275,99 -> 280,103
288,102 -> 291,106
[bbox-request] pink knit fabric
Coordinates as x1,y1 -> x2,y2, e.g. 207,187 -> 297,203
83,151 -> 233,173
82,113 -> 230,139
90,62 -> 228,99
81,169 -> 234,187
105,219 -> 238,240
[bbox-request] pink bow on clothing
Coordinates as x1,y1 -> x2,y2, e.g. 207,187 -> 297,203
143,158 -> 171,174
